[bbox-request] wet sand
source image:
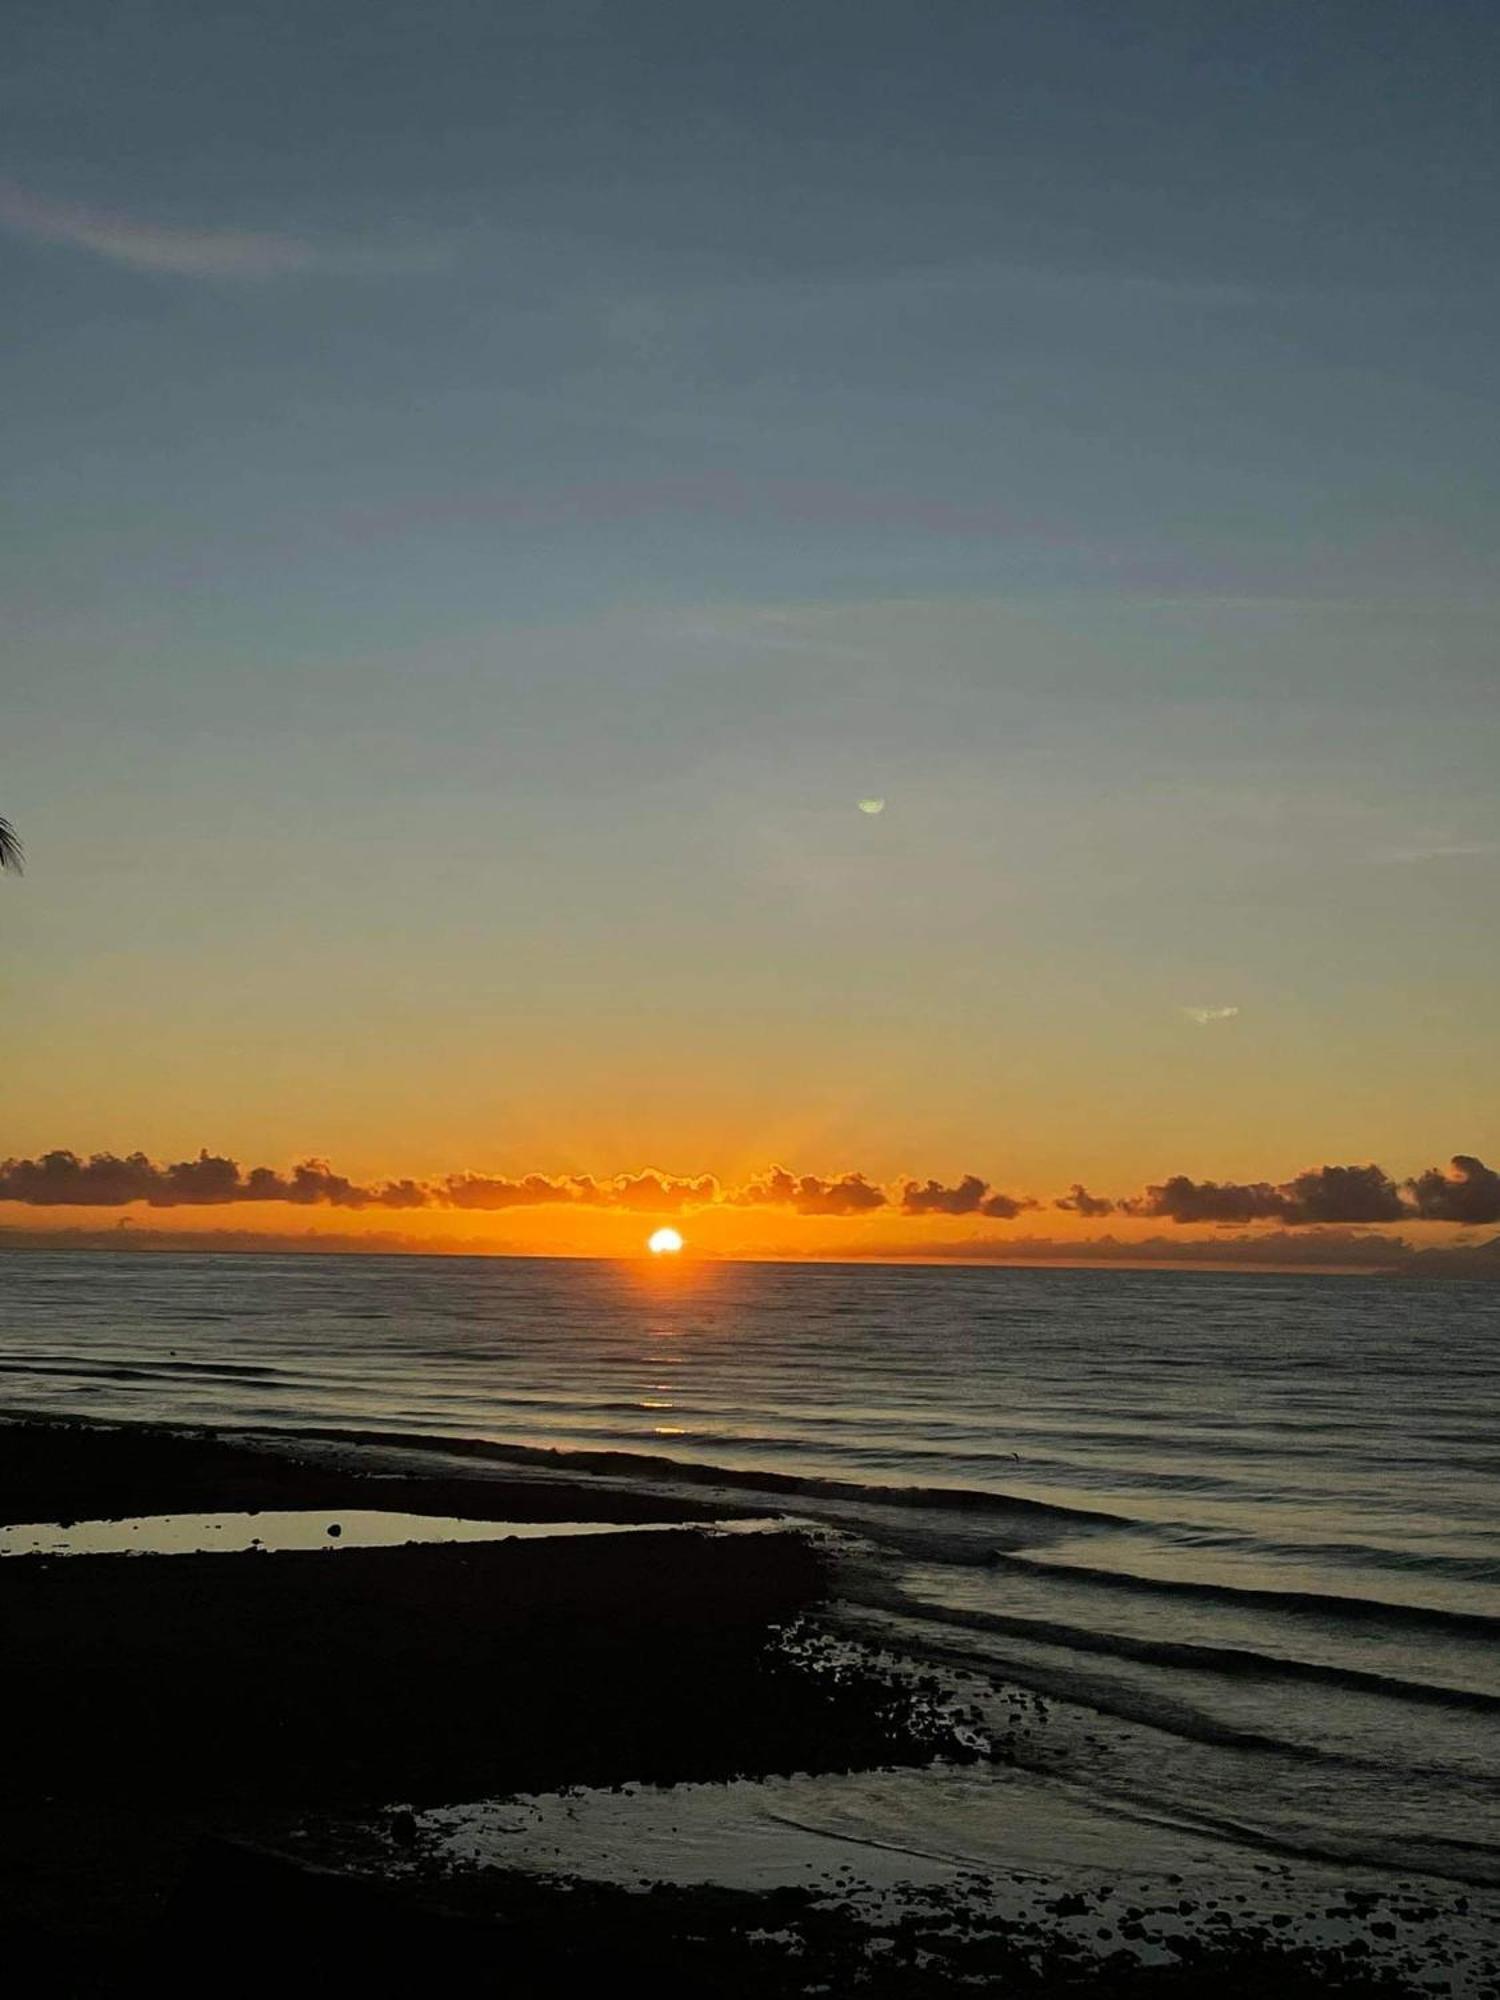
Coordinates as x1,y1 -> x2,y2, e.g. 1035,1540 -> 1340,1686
1,1413 -> 1491,1994
0,1410 -> 744,1529
0,1414 -> 954,1982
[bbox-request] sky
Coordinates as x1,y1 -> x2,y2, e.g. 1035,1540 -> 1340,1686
3,0 -> 1498,1260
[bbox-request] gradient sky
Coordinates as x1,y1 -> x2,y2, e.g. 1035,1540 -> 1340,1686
3,1 -> 1498,1256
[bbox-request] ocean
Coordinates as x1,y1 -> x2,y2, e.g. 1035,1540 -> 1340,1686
2,1251 -> 1497,1891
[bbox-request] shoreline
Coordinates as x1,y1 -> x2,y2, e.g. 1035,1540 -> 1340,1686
1,1412 -> 1494,1992
0,1407 -> 756,1529
0,1404 -> 1140,1522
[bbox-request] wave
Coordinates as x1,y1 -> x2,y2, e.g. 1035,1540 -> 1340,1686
282,1425 -> 1140,1527
1038,1774 -> 1500,1887
840,1597 -> 1500,1830
0,1361 -> 181,1384
288,1425 -> 1498,1594
861,1588 -> 1500,1715
14,1406 -> 1498,1691
0,1358 -> 284,1383
984,1550 -> 1500,1640
11,1411 -> 1493,1607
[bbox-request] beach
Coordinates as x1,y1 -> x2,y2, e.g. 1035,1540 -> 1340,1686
10,0 -> 1499,1980
2,1407 -> 1494,1995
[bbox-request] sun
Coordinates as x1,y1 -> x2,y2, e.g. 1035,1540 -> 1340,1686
647,1227 -> 684,1256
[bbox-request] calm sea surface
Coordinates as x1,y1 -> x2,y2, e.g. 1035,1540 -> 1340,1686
1,1252 -> 1497,1885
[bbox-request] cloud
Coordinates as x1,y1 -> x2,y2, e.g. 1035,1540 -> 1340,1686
1053,1183 -> 1116,1217
443,1169 -> 721,1214
900,1176 -> 1036,1219
1125,1161 -> 1409,1226
728,1167 -> 888,1216
3,1147 -> 1496,1233
1405,1155 -> 1500,1225
0,181 -> 440,282
440,1172 -> 586,1212
1279,1162 -> 1406,1224
0,1223 -> 528,1260
572,1171 -> 721,1214
245,1160 -> 432,1209
1123,1175 -> 1286,1224
0,1151 -> 857,1217
1181,1005 -> 1240,1026
0,1150 -> 430,1209
0,1150 -> 185,1207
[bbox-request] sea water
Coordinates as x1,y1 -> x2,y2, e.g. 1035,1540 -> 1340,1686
0,1251 -> 1495,1886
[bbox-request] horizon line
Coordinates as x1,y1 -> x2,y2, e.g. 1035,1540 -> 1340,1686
1,1237 -> 1492,1281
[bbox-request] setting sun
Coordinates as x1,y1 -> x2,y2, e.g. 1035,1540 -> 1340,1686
647,1227 -> 684,1256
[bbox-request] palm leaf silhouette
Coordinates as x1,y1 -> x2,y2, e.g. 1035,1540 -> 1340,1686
0,817 -> 23,874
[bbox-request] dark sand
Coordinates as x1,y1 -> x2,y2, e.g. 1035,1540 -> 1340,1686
0,1414 -> 1482,1995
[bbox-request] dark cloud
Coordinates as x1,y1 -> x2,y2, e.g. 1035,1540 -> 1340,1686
1405,1155 -> 1500,1225
0,1150 -> 183,1206
1126,1161 -> 1409,1226
441,1169 -> 722,1213
901,1174 -> 989,1216
245,1159 -> 422,1208
575,1171 -> 720,1214
729,1167 -> 887,1216
1053,1183 -> 1115,1217
1279,1163 -> 1405,1224
371,1179 -> 438,1210
978,1189 -> 1037,1219
899,1175 -> 1035,1219
0,1223 -> 522,1258
2,1148 -> 1495,1230
159,1152 -> 242,1203
0,1150 -> 428,1211
0,1151 -> 869,1216
441,1172 -> 582,1211
1124,1175 -> 1286,1225
0,1152 -> 725,1217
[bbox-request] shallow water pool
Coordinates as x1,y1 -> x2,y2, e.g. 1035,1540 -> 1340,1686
0,1509 -> 784,1559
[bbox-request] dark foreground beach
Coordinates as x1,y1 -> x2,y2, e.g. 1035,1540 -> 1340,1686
1,1414 -> 1492,1996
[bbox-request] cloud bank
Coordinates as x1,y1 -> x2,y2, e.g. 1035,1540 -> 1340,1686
2,1150 -> 1497,1227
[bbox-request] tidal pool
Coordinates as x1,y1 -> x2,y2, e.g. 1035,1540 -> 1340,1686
0,1510 -> 785,1559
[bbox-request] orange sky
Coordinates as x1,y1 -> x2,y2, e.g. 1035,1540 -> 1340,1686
0,1150 -> 1489,1271
5,3 -> 1498,1281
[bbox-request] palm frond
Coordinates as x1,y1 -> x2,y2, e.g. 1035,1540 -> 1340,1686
0,817 -> 23,874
